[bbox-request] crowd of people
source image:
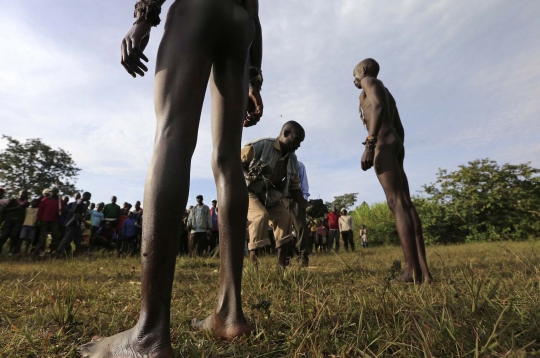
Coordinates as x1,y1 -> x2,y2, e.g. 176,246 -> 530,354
0,187 -> 144,257
0,186 -> 369,260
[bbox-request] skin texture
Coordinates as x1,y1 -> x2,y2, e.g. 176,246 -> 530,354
79,0 -> 261,357
353,58 -> 433,284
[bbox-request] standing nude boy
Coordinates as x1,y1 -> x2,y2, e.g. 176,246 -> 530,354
80,0 -> 263,356
353,58 -> 433,283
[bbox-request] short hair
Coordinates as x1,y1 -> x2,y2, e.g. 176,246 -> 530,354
281,121 -> 305,137
356,58 -> 380,77
196,195 -> 203,199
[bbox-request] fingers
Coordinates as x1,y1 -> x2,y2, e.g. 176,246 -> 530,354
120,36 -> 149,78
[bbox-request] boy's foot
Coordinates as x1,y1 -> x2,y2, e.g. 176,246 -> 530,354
191,312 -> 252,340
78,326 -> 174,358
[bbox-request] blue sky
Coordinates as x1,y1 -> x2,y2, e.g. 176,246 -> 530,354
1,0 -> 539,207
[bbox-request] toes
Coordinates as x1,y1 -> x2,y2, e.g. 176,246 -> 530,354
78,342 -> 96,357
191,318 -> 205,331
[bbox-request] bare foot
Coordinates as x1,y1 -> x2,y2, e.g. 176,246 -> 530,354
78,326 -> 174,358
191,312 -> 252,340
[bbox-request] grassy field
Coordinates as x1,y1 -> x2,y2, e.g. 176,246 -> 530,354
1,241 -> 539,357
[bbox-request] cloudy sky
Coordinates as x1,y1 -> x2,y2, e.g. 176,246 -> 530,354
1,0 -> 539,207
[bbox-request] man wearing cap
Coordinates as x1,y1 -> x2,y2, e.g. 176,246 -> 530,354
209,199 -> 219,254
339,208 -> 355,252
187,195 -> 212,256
35,188 -> 65,255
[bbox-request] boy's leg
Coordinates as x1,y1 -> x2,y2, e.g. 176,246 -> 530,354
79,10 -> 213,357
191,20 -> 254,335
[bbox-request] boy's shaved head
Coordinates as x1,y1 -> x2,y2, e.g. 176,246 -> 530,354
354,58 -> 380,77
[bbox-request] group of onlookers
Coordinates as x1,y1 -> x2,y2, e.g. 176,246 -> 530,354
1,186 -> 368,259
309,206 -> 368,253
0,187 -> 144,257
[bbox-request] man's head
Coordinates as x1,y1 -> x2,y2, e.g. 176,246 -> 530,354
97,202 -> 105,212
135,201 -> 141,210
19,190 -> 28,201
90,203 -> 96,210
128,211 -> 134,219
341,208 -> 347,215
353,58 -> 380,89
196,195 -> 203,205
50,188 -> 59,198
31,198 -> 40,208
42,188 -> 51,197
0,188 -> 6,199
278,121 -> 305,153
82,192 -> 92,201
333,206 -> 338,213
73,193 -> 81,201
211,199 -> 217,208
111,196 -> 117,204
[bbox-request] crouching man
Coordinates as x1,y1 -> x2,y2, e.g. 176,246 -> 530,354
242,121 -> 308,268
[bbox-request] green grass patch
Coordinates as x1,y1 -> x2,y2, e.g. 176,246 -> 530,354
1,242 -> 539,357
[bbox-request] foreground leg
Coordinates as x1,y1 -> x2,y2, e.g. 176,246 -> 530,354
192,42 -> 252,338
399,153 -> 433,283
79,14 -> 212,357
375,148 -> 421,282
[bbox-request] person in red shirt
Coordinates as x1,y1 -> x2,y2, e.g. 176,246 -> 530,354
326,206 -> 341,252
35,187 -> 65,255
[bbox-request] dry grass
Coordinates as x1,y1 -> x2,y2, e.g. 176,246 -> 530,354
1,241 -> 539,357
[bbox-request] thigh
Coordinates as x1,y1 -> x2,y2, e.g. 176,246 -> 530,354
267,202 -> 293,227
247,193 -> 267,221
374,147 -> 408,201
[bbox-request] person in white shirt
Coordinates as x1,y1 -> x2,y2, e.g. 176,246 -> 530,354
339,208 -> 355,252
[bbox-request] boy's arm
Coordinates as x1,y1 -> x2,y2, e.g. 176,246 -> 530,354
242,0 -> 263,127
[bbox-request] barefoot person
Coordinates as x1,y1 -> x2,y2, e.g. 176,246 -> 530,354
353,58 -> 433,283
79,0 -> 263,356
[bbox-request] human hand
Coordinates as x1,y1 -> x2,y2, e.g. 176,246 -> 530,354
361,148 -> 374,171
244,88 -> 263,127
121,20 -> 151,78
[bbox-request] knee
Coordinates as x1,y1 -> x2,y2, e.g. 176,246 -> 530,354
386,195 -> 411,212
212,151 -> 240,173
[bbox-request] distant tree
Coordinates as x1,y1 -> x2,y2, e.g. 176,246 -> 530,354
421,158 -> 540,242
325,193 -> 359,211
0,136 -> 80,197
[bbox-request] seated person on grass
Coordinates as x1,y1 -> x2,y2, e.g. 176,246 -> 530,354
91,220 -> 117,250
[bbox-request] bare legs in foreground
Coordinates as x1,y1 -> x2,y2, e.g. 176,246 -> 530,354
79,2 -> 255,357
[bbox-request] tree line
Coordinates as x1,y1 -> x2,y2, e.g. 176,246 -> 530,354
349,159 -> 540,245
2,137 -> 539,244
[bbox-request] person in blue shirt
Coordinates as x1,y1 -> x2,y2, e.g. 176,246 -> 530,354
120,212 -> 138,255
290,160 -> 311,267
89,203 -> 105,239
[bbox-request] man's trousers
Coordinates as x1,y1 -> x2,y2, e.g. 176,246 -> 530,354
57,225 -> 83,253
341,230 -> 355,251
247,192 -> 294,251
35,221 -> 60,254
328,229 -> 340,252
0,218 -> 23,254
